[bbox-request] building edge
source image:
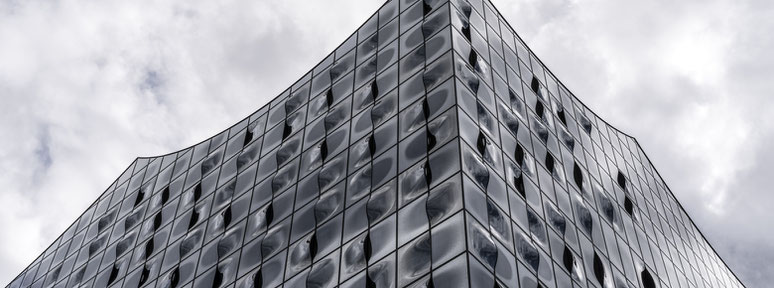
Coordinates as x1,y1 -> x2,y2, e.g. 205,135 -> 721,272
6,0 -> 746,286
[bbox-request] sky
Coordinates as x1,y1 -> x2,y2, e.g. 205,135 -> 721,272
0,0 -> 771,286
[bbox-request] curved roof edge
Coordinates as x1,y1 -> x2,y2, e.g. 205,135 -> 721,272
133,5 -> 392,162
487,0 -> 747,285
5,157 -> 139,287
6,1 -> 393,285
8,0 -> 747,286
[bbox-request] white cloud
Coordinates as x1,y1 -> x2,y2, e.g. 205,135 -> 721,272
0,0 -> 382,283
494,0 -> 774,285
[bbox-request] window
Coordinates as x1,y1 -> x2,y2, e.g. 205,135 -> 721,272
188,209 -> 199,230
193,183 -> 202,202
212,267 -> 224,287
167,268 -> 180,288
476,131 -> 489,156
642,268 -> 656,288
462,23 -> 472,41
145,239 -> 154,259
513,172 -> 525,198
624,196 -> 635,216
243,128 -> 253,148
530,76 -> 541,97
282,122 -> 293,140
468,49 -> 478,68
138,265 -> 150,286
515,144 -> 525,166
573,162 -> 584,190
161,186 -> 170,204
319,139 -> 329,162
562,246 -> 575,274
593,252 -> 606,286
326,89 -> 335,109
617,170 -> 627,189
370,81 -> 379,104
423,160 -> 433,187
107,264 -> 120,285
153,211 -> 163,231
252,270 -> 263,288
544,153 -> 555,174
134,189 -> 145,207
556,106 -> 567,126
579,115 -> 593,134
221,206 -> 232,228
535,101 -> 545,119
265,203 -> 275,227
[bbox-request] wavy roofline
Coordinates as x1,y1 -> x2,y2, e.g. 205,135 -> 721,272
9,0 -> 746,286
6,1 -> 393,285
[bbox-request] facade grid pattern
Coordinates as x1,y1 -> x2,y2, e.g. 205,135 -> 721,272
7,0 -> 744,288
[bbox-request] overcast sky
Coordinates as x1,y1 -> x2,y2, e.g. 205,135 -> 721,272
0,0 -> 771,286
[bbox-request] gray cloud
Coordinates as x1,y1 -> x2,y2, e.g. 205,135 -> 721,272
0,0 -> 771,286
0,0 -> 382,283
493,0 -> 774,286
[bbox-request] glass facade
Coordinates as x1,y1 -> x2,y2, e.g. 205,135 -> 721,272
7,0 -> 744,288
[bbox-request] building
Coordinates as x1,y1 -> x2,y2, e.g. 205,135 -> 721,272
7,0 -> 745,287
